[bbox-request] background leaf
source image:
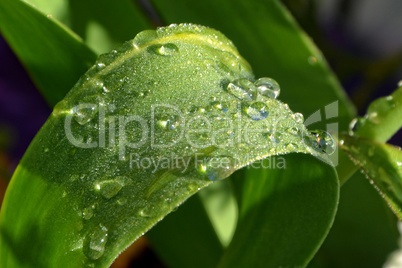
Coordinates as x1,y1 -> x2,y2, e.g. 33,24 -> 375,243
219,154 -> 339,268
147,195 -> 224,268
24,0 -> 153,54
311,172 -> 398,268
0,0 -> 97,106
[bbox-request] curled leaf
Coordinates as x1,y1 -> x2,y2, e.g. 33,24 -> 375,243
1,24 -> 332,267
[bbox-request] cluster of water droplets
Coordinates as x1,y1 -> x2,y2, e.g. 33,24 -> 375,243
225,77 -> 336,155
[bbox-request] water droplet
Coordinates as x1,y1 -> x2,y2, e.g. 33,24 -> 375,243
84,224 -> 108,260
132,30 -> 158,48
198,156 -> 235,181
268,132 -> 282,144
94,179 -> 124,199
286,127 -> 300,136
292,113 -> 304,124
398,80 -> 402,87
254,77 -> 280,99
138,207 -> 151,218
286,143 -> 297,150
73,104 -> 98,125
96,62 -> 105,70
82,207 -> 94,220
243,101 -> 269,120
367,112 -> 379,124
226,78 -> 257,101
208,101 -> 230,113
102,85 -> 109,93
44,148 -> 49,153
348,117 -> 366,135
306,130 -> 336,154
148,43 -> 179,56
156,114 -> 181,131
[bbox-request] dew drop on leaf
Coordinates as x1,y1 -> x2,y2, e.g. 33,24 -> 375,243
73,104 -> 98,125
84,224 -> 108,260
82,207 -> 94,220
147,43 -> 179,56
348,117 -> 366,135
198,156 -> 236,181
306,130 -> 336,154
254,77 -> 280,99
94,179 -> 124,199
266,131 -> 282,144
243,101 -> 269,121
156,114 -> 182,131
96,62 -> 105,70
292,113 -> 304,124
208,101 -> 230,113
226,78 -> 257,101
286,127 -> 300,136
132,29 -> 158,48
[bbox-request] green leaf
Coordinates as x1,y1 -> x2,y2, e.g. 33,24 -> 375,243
0,0 -> 97,106
311,172 -> 398,268
148,180 -> 238,268
24,0 -> 152,54
0,24 -> 330,267
219,154 -> 339,268
350,86 -> 402,143
340,135 -> 402,219
147,195 -> 224,268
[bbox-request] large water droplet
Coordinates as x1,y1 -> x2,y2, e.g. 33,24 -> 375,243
94,179 -> 124,199
306,130 -> 336,154
132,29 -> 158,48
148,43 -> 179,56
226,78 -> 257,101
84,224 -> 108,260
254,77 -> 280,99
198,156 -> 235,181
243,101 -> 269,121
